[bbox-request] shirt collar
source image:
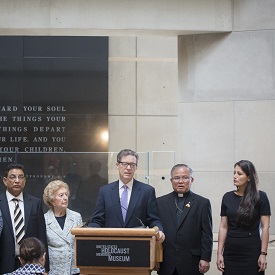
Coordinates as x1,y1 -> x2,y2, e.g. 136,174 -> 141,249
6,190 -> 24,202
119,178 -> 133,190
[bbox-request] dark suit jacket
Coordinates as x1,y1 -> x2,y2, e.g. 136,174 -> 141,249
0,192 -> 49,274
0,209 -> 2,236
88,179 -> 163,231
157,191 -> 212,275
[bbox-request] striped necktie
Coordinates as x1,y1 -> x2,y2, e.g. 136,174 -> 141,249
12,198 -> 25,244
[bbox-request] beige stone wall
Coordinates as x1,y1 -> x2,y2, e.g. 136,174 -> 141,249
0,0 -> 231,36
108,36 -> 179,191
176,1 -> 275,273
177,1 -> 275,235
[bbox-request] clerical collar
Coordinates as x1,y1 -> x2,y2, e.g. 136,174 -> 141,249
175,191 -> 190,198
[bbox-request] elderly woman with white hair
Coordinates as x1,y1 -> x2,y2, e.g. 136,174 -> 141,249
43,179 -> 82,275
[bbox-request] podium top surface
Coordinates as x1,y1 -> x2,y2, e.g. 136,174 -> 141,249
71,226 -> 159,237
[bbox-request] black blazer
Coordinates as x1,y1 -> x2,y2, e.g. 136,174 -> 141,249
157,191 -> 213,275
88,179 -> 163,231
0,192 -> 49,274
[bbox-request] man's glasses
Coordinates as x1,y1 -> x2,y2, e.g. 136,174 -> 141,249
171,176 -> 191,182
7,175 -> 25,181
118,162 -> 137,169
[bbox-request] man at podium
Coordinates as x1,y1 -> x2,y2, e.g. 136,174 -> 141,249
87,149 -> 165,243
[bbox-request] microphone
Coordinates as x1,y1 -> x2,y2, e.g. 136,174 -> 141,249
84,200 -> 147,228
120,202 -> 146,228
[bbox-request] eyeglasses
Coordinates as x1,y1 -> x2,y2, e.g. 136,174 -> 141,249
7,175 -> 25,181
171,176 -> 191,182
118,162 -> 137,169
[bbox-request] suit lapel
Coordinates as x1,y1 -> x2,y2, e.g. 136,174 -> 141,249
62,210 -> 75,238
178,192 -> 194,228
0,193 -> 14,236
110,181 -> 124,226
167,193 -> 178,229
124,179 -> 141,226
23,193 -> 31,231
46,210 -> 70,243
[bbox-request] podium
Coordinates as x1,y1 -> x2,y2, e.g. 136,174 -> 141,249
71,226 -> 162,275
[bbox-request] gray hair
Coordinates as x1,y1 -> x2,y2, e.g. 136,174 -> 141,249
170,164 -> 193,177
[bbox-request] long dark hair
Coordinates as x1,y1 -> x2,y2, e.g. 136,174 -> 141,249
235,160 -> 260,227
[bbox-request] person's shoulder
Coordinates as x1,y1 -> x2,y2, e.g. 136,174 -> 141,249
23,192 -> 42,202
190,192 -> 211,204
67,208 -> 82,217
0,192 -> 6,201
100,180 -> 118,191
44,209 -> 53,219
157,192 -> 173,201
108,180 -> 118,185
192,192 -> 209,200
259,190 -> 267,196
259,190 -> 269,199
222,190 -> 234,198
67,208 -> 83,224
133,179 -> 154,189
105,180 -> 118,187
0,192 -> 7,204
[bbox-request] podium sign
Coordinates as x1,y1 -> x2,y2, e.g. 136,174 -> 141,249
71,227 -> 161,275
76,239 -> 150,267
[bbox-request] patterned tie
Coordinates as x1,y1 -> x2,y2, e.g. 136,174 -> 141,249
121,185 -> 128,222
12,198 -> 25,244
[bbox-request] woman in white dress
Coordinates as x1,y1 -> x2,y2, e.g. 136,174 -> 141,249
43,180 -> 82,275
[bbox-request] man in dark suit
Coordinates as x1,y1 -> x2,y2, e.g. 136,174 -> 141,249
87,149 -> 165,242
157,164 -> 212,275
0,209 -> 2,236
0,163 -> 49,274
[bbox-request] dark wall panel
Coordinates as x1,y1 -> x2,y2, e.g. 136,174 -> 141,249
0,36 -> 109,220
0,36 -> 108,152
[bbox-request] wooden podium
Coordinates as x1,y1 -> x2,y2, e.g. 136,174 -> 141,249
71,226 -> 162,275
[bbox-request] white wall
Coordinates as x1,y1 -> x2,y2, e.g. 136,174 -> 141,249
178,0 -> 275,235
0,0 -> 231,36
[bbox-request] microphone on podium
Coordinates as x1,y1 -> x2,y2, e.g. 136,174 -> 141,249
83,200 -> 147,228
120,202 -> 146,228
83,201 -> 121,227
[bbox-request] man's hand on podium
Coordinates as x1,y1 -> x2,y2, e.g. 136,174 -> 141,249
157,230 -> 165,243
154,261 -> 160,272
